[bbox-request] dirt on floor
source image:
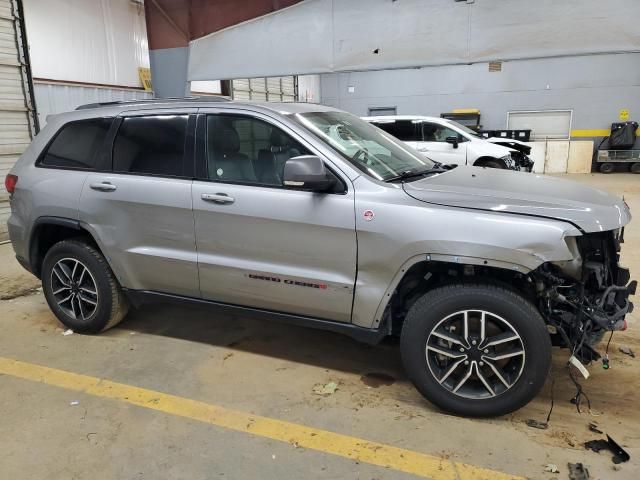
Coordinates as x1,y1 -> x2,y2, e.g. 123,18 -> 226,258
0,245 -> 40,300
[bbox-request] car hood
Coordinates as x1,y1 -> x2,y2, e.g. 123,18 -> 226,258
485,137 -> 531,155
403,166 -> 631,232
467,139 -> 512,157
485,137 -> 528,147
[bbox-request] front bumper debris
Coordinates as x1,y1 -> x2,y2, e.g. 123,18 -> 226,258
534,230 -> 635,361
510,152 -> 534,172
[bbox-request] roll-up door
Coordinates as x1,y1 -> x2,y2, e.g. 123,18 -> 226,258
0,0 -> 36,241
231,76 -> 297,102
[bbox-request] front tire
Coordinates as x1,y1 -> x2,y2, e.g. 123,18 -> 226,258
400,283 -> 551,417
42,239 -> 129,333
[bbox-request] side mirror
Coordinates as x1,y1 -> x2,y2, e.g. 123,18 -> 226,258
445,136 -> 459,148
283,155 -> 337,192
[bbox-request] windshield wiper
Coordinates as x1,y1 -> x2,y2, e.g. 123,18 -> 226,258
386,165 -> 451,183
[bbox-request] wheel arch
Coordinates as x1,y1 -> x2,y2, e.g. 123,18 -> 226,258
28,216 -> 101,278
373,254 -> 535,336
473,156 -> 506,168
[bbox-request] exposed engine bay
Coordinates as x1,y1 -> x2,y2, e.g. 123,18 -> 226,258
533,229 -> 637,363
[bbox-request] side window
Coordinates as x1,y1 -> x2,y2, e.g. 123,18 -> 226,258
422,123 -> 460,142
370,120 -> 419,141
113,115 -> 188,176
40,118 -> 112,169
206,114 -> 310,186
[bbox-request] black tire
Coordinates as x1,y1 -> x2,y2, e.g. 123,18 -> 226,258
42,239 -> 129,333
478,159 -> 504,169
599,162 -> 614,174
400,283 -> 551,417
631,162 -> 640,174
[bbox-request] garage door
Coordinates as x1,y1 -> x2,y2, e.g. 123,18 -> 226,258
507,110 -> 572,140
231,76 -> 297,102
0,0 -> 35,241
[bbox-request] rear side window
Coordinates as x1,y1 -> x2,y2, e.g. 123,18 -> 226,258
113,115 -> 188,176
40,118 -> 112,169
370,120 -> 420,142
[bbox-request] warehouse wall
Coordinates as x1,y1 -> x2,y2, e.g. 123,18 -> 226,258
189,0 -> 640,81
320,53 -> 640,132
22,0 -> 152,119
33,83 -> 153,126
23,0 -> 148,87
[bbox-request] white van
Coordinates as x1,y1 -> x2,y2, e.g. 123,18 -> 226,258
363,115 -> 533,171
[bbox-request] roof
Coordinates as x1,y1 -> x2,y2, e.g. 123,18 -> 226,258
75,96 -> 231,110
361,115 -> 444,122
74,97 -> 337,115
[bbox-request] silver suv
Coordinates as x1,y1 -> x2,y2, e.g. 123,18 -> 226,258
5,98 -> 636,417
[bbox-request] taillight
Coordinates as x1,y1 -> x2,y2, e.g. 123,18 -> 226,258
5,174 -> 18,194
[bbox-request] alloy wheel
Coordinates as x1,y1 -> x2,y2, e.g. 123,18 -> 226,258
425,310 -> 525,399
50,258 -> 99,321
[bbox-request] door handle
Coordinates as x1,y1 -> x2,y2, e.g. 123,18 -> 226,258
89,182 -> 117,192
201,193 -> 235,205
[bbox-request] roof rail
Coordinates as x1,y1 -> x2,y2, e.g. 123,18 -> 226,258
75,96 -> 231,110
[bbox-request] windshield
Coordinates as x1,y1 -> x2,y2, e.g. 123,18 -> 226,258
290,111 -> 435,181
444,119 -> 482,139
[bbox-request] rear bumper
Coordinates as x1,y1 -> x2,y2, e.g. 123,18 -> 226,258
15,254 -> 33,274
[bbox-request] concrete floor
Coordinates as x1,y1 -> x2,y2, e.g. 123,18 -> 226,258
0,173 -> 639,480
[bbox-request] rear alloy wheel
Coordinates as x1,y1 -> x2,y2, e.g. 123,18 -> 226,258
631,162 -> 640,174
401,283 -> 551,417
42,239 -> 129,333
50,258 -> 99,321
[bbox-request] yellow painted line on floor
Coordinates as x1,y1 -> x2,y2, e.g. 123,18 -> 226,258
0,356 -> 523,480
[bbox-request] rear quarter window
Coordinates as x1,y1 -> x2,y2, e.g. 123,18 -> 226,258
39,118 -> 112,169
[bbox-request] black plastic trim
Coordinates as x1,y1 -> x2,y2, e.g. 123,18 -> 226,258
28,216 -> 82,276
32,216 -> 81,230
15,254 -> 32,274
124,290 -> 387,345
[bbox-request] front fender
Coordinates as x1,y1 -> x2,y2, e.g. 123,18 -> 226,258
350,178 -> 579,328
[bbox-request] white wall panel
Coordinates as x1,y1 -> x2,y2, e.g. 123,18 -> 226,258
23,0 -> 149,87
190,80 -> 222,95
189,0 -> 333,80
298,75 -> 320,102
189,0 -> 640,81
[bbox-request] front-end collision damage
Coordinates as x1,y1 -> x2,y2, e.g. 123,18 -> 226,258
531,229 -> 636,361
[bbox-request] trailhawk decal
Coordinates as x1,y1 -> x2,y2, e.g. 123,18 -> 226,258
247,273 -> 328,290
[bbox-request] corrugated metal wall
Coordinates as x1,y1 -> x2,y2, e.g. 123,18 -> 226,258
33,82 -> 153,126
231,76 -> 297,102
0,0 -> 35,241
